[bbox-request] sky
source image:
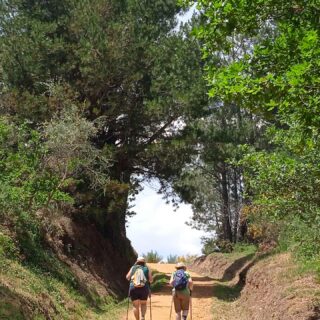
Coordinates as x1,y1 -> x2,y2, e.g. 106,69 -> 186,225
126,182 -> 205,260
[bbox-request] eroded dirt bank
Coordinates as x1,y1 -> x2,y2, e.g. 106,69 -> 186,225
190,253 -> 320,320
47,216 -> 135,298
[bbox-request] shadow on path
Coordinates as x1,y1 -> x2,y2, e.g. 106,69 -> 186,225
193,281 -> 217,299
308,306 -> 320,320
213,252 -> 273,302
191,276 -> 214,282
221,253 -> 255,282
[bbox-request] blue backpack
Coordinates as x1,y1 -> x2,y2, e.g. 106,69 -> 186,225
173,269 -> 188,290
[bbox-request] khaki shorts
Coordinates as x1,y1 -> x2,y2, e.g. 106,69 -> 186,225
173,291 -> 190,312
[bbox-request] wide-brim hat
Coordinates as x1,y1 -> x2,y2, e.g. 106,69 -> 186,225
136,256 -> 145,263
175,262 -> 186,269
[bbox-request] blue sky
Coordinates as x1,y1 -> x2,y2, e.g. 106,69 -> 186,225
126,182 -> 205,260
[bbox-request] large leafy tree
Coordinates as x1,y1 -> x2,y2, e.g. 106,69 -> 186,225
183,0 -> 320,257
0,0 -> 208,244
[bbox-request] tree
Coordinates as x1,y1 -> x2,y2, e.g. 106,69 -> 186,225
143,250 -> 162,263
182,0 -> 320,258
176,103 -> 265,243
0,0 -> 208,245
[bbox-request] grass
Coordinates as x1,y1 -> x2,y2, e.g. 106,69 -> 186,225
296,258 -> 320,283
150,271 -> 169,292
213,283 -> 242,301
223,243 -> 257,260
0,254 -> 126,320
0,293 -> 25,320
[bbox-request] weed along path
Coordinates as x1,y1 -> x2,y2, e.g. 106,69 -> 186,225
122,263 -> 215,320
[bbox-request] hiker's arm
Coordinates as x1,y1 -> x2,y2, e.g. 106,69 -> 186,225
126,267 -> 133,281
169,273 -> 174,286
188,277 -> 194,291
148,270 -> 153,283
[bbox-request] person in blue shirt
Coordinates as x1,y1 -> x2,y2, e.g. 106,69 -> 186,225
126,257 -> 153,320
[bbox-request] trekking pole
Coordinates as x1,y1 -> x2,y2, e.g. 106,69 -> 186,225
126,286 -> 130,320
169,293 -> 173,320
190,294 -> 192,320
149,291 -> 152,320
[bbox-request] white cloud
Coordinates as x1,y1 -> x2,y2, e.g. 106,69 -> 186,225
126,184 -> 205,259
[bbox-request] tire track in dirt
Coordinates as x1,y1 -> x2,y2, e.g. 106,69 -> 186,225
122,263 -> 214,320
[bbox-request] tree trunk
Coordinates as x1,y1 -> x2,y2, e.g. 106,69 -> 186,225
220,163 -> 233,242
232,168 -> 240,242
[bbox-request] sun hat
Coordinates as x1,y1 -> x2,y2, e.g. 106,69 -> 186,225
175,262 -> 186,269
136,256 -> 145,263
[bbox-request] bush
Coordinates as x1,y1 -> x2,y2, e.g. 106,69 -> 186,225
201,238 -> 221,255
215,240 -> 234,253
0,232 -> 19,259
143,250 -> 162,263
150,271 -> 168,291
167,254 -> 178,263
177,254 -> 198,264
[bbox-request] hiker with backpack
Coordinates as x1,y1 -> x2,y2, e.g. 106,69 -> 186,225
126,256 -> 153,320
169,262 -> 193,320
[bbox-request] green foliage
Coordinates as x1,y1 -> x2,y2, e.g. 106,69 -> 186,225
167,254 -> 178,264
0,117 -> 70,217
183,0 -> 320,266
143,250 -> 163,263
232,243 -> 257,255
215,240 -> 234,254
0,0 -> 209,243
174,98 -> 266,243
43,100 -> 112,192
201,238 -> 221,255
0,103 -> 111,270
0,0 -> 209,316
0,231 -> 19,259
212,283 -> 241,302
0,295 -> 25,320
241,126 -> 320,260
150,271 -> 168,292
0,254 -> 124,320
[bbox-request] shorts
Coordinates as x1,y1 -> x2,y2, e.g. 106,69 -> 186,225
129,286 -> 149,301
173,290 -> 190,312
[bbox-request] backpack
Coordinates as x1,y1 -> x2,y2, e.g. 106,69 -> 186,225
173,269 -> 188,290
131,266 -> 147,288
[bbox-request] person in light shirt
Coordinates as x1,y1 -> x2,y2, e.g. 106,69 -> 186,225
126,256 -> 153,320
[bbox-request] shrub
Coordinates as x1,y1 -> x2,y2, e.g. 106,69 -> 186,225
201,238 -> 221,255
177,254 -> 198,264
0,231 -> 19,259
143,250 -> 162,263
167,254 -> 178,263
215,240 -> 234,253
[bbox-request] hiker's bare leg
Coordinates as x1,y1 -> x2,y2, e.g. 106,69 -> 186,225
182,309 -> 189,319
140,300 -> 147,319
132,300 -> 140,320
174,295 -> 182,320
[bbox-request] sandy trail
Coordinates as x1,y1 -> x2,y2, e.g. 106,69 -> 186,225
123,263 -> 214,320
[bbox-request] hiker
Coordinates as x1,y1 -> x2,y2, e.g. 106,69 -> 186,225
126,256 -> 153,320
169,262 -> 193,320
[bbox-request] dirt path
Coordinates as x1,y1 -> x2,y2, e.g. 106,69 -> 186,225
122,263 -> 214,320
